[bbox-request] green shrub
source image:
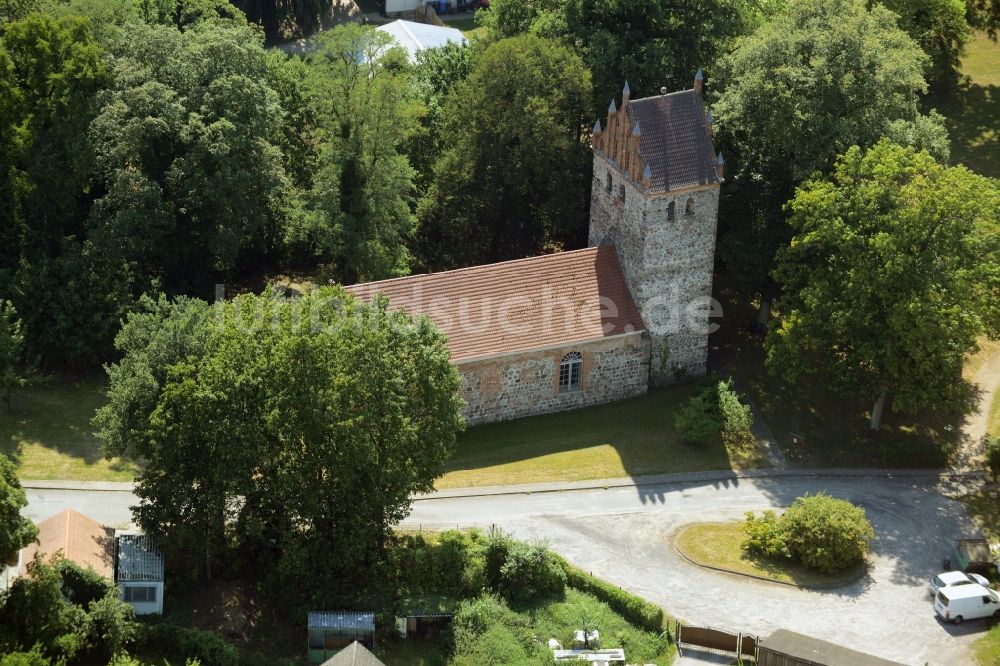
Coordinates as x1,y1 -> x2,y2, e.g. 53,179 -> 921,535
674,389 -> 720,444
452,624 -> 531,666
558,560 -> 664,633
781,493 -> 874,574
0,647 -> 50,666
0,556 -> 88,660
717,379 -> 754,451
57,559 -> 116,609
86,590 -> 139,659
741,510 -> 788,560
139,624 -> 238,666
987,436 -> 1000,480
498,541 -> 566,605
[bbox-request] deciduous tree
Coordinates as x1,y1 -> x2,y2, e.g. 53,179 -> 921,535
766,141 -> 1000,430
292,25 -> 420,283
96,289 -> 464,603
416,35 -> 592,269
713,0 -> 949,321
0,453 -> 36,565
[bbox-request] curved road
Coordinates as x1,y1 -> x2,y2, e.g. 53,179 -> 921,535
24,473 -> 989,665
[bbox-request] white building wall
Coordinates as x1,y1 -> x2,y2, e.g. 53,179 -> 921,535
119,581 -> 164,615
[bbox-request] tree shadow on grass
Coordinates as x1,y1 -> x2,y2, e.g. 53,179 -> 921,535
0,375 -> 140,476
440,384 -> 753,494
932,79 -> 1000,178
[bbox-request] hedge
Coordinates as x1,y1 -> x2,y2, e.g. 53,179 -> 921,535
139,623 -> 239,666
556,558 -> 664,633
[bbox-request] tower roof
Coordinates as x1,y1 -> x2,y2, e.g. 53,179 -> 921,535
623,89 -> 719,192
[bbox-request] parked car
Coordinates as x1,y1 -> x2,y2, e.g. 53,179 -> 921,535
934,584 -> 1000,623
930,570 -> 991,596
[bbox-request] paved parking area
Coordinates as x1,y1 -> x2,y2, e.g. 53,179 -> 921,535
410,474 -> 991,665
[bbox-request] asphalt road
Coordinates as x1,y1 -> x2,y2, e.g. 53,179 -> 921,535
25,474 -> 989,665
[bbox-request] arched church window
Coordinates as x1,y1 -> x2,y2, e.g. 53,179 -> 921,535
667,201 -> 675,221
685,198 -> 695,215
606,172 -> 613,195
559,352 -> 583,392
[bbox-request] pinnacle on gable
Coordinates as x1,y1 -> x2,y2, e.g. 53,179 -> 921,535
706,109 -> 714,124
715,151 -> 724,165
608,99 -> 617,113
632,120 -> 641,137
593,119 -> 602,133
695,68 -> 704,81
623,80 -> 631,97
642,164 -> 652,180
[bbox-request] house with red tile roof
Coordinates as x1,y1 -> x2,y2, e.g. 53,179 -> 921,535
347,73 -> 722,424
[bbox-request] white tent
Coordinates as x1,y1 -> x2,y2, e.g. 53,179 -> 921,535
375,20 -> 467,61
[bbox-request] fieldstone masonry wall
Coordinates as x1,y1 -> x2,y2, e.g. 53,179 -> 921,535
589,156 -> 720,384
458,333 -> 649,425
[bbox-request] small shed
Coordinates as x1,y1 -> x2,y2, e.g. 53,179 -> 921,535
394,596 -> 455,639
116,534 -> 165,615
953,539 -> 995,575
308,612 -> 375,664
757,629 -> 906,666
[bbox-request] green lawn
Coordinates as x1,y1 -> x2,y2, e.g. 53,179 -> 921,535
675,522 -> 866,588
0,377 -> 139,481
974,623 -> 1000,665
436,385 -> 770,489
930,32 -> 1000,178
710,279 -> 963,468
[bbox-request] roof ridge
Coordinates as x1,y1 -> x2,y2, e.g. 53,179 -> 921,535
344,246 -> 606,290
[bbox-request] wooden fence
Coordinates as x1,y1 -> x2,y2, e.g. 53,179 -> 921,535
674,621 -> 758,660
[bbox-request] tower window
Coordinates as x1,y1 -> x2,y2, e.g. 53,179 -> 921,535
667,201 -> 675,221
559,352 -> 583,392
619,184 -> 626,202
605,172 -> 613,194
685,198 -> 695,215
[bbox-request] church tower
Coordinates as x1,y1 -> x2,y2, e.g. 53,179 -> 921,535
588,72 -> 723,385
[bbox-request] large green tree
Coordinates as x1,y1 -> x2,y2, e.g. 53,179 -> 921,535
96,288 -> 464,602
712,0 -> 950,323
88,21 -> 289,295
289,25 -> 420,284
479,0 -> 756,115
766,141 -> 1000,430
416,34 -> 592,269
0,302 -> 25,407
881,0 -> 971,89
0,453 -> 36,566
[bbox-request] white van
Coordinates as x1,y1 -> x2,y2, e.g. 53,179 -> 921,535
934,583 -> 1000,623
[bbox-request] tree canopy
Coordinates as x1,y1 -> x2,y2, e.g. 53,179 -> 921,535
766,140 -> 1000,429
0,453 -> 36,565
416,34 -> 592,269
712,0 -> 950,311
479,0 -> 756,115
95,288 -> 464,602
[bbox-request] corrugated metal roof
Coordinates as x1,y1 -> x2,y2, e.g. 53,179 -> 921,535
308,611 -> 376,631
343,246 -> 645,363
116,534 -> 164,582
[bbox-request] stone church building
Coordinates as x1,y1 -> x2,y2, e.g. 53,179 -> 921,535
346,73 -> 723,425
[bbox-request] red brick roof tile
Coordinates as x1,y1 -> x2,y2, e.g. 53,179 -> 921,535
20,509 -> 115,578
344,246 -> 645,362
